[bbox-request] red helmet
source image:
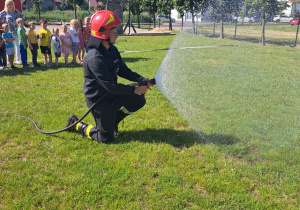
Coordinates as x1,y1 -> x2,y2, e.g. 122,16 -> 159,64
90,10 -> 122,40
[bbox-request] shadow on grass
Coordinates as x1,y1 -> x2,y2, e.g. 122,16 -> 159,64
112,128 -> 240,148
0,65 -> 80,77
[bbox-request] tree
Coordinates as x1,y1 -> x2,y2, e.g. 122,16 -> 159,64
143,0 -> 158,27
244,0 -> 289,45
184,0 -> 210,34
60,0 -> 68,10
157,0 -> 175,30
66,0 -> 85,19
209,0 -> 240,39
31,0 -> 41,22
129,0 -> 144,28
174,0 -> 185,28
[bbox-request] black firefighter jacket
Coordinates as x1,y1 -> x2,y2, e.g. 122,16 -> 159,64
83,42 -> 143,103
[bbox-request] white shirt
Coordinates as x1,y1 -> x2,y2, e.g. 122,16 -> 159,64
69,28 -> 79,43
52,35 -> 61,53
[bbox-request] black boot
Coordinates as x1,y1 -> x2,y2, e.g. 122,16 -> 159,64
66,114 -> 79,131
114,110 -> 129,137
66,114 -> 89,134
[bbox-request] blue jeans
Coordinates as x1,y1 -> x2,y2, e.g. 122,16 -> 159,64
85,46 -> 89,53
19,45 -> 28,67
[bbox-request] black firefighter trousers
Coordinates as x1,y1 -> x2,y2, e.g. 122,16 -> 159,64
85,93 -> 146,143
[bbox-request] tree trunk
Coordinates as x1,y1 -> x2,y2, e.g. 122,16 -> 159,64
153,12 -> 156,28
38,3 -> 40,21
261,12 -> 266,46
138,13 -> 140,28
192,12 -> 195,34
234,20 -> 238,39
74,3 -> 77,19
220,12 -> 224,39
169,8 -> 172,31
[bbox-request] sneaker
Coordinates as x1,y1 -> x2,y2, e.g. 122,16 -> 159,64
65,63 -> 71,67
48,63 -> 52,68
66,114 -> 79,131
0,66 -> 3,70
42,63 -> 47,67
34,64 -> 41,67
16,61 -> 22,65
11,65 -> 18,69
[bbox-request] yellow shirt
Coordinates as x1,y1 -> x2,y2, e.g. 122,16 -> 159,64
27,30 -> 38,44
39,28 -> 51,46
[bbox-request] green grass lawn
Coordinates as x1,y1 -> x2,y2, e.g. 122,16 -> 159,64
0,34 -> 299,209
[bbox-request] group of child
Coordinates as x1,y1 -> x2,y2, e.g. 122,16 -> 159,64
0,16 -> 91,70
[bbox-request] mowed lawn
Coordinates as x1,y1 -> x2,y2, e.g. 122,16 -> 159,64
0,33 -> 299,209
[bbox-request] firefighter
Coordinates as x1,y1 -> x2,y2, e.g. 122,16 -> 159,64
66,10 -> 151,143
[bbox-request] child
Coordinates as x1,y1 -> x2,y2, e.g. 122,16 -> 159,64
1,24 -> 16,69
59,24 -> 72,67
77,19 -> 85,63
52,27 -> 61,67
39,19 -> 52,67
69,19 -> 79,65
27,21 -> 40,67
0,22 -> 7,69
17,18 -> 30,68
83,16 -> 91,53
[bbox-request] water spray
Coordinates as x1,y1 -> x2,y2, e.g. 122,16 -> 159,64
119,45 -> 239,54
1,32 -> 238,136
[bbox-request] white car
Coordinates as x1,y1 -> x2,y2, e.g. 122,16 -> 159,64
235,17 -> 260,23
273,15 -> 293,23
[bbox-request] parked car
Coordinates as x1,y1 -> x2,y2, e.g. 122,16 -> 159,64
273,15 -> 293,23
213,14 -> 234,23
234,16 -> 260,23
155,15 -> 175,23
290,17 -> 299,25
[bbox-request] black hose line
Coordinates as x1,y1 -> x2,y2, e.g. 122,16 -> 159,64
0,92 -> 109,135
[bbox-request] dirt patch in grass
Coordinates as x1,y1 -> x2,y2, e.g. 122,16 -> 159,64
151,28 -> 170,33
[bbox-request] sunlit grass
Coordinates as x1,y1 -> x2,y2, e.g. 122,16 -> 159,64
0,34 -> 299,208
198,22 -> 300,46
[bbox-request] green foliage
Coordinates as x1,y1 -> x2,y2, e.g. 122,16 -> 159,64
60,0 -> 68,10
244,0 -> 290,17
157,0 -> 174,16
123,13 -> 153,23
66,0 -> 84,5
243,0 -> 290,45
143,0 -> 158,16
209,0 -> 240,14
174,0 -> 185,17
23,10 -> 90,23
128,0 -> 144,15
31,0 -> 41,21
66,0 -> 85,18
